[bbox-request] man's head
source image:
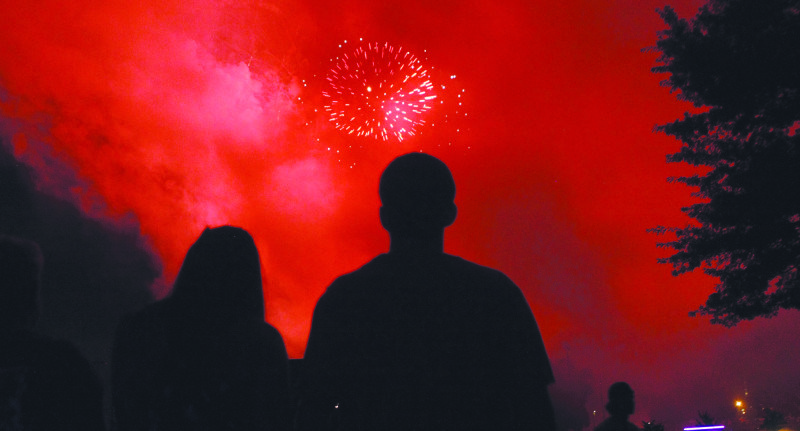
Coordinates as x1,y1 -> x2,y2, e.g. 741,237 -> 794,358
606,381 -> 635,418
0,235 -> 43,332
379,153 -> 457,239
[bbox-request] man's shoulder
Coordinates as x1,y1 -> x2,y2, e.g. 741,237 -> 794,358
323,254 -> 386,291
325,253 -> 519,301
10,331 -> 87,363
314,255 -> 388,306
442,254 -> 513,279
437,255 -> 525,302
595,418 -> 639,431
336,253 -> 390,277
332,253 -> 512,281
1,331 -> 99,386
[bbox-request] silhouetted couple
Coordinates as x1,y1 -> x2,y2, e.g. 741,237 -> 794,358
111,153 -> 555,431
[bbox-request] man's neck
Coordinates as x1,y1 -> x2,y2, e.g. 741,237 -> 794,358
388,232 -> 445,255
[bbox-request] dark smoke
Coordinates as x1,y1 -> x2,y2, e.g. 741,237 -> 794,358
0,135 -> 159,403
550,358 -> 593,431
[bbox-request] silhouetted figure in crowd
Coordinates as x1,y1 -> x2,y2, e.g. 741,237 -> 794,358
594,382 -> 638,431
112,226 -> 290,431
298,153 -> 556,431
0,235 -> 105,431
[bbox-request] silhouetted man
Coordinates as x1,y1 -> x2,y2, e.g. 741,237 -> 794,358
298,153 -> 556,431
0,234 -> 105,431
594,382 -> 638,431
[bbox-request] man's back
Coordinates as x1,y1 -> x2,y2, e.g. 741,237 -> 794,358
299,153 -> 555,430
0,235 -> 104,431
301,251 -> 554,431
0,330 -> 105,431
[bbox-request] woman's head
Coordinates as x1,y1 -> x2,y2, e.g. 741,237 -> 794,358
170,226 -> 264,322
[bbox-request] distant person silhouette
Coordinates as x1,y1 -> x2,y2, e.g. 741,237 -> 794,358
0,234 -> 105,431
112,226 -> 290,431
298,153 -> 556,431
594,382 -> 638,431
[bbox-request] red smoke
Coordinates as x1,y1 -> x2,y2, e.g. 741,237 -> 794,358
2,0 -> 799,427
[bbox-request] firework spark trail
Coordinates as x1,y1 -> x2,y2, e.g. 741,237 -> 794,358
322,41 -> 437,142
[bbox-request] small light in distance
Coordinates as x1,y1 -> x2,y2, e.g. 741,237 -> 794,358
684,427 -> 725,431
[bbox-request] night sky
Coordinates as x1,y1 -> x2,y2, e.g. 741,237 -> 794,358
1,0 -> 799,428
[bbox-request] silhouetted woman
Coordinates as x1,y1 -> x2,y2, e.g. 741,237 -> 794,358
112,226 -> 289,431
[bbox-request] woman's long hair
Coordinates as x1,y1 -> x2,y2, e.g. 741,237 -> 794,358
167,226 -> 264,325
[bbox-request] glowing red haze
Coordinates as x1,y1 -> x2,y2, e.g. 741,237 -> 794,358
2,0 -> 799,427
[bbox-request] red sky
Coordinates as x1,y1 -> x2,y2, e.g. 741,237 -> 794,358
2,0 -> 798,427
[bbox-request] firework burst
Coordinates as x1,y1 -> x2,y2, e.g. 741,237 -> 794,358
322,41 -> 437,142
